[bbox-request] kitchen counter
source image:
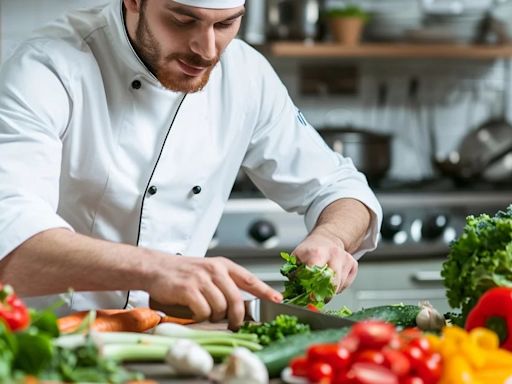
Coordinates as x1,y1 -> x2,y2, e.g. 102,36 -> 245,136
126,321 -> 284,383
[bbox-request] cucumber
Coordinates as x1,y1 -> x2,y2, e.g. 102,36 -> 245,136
345,304 -> 422,327
255,327 -> 350,377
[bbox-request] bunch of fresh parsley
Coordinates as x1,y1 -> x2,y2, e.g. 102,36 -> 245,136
279,252 -> 336,309
238,314 -> 310,346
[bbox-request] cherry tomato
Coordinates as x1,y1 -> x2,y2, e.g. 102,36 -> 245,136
307,343 -> 352,370
354,350 -> 386,365
290,356 -> 309,378
345,363 -> 399,384
408,337 -> 432,354
414,352 -> 442,384
399,328 -> 423,343
382,348 -> 411,377
388,334 -> 402,350
401,344 -> 425,371
350,321 -> 397,350
308,361 -> 334,383
339,334 -> 360,353
400,377 -> 425,384
307,303 -> 320,312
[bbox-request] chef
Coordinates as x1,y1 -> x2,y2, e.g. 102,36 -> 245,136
0,0 -> 382,329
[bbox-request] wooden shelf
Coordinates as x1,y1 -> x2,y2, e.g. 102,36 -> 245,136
266,42 -> 512,60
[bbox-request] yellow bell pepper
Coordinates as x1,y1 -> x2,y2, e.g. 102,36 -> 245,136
469,327 -> 500,350
474,369 -> 512,384
440,355 -> 479,384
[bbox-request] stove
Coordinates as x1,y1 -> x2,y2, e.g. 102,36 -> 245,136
206,179 -> 512,260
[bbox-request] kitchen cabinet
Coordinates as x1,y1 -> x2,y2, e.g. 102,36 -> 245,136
264,42 -> 512,60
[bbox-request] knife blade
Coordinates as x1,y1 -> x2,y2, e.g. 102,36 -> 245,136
245,298 -> 355,330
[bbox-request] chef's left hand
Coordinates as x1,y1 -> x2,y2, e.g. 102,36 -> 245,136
292,226 -> 358,293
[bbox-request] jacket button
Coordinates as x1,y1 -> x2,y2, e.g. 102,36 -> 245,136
131,80 -> 142,89
192,185 -> 202,195
147,185 -> 158,196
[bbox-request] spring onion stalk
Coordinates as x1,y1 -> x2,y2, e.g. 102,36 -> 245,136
194,337 -> 262,351
56,331 -> 261,353
101,344 -> 168,362
101,343 -> 236,362
153,323 -> 257,342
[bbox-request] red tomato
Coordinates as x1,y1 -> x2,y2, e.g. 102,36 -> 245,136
408,337 -> 432,354
388,334 -> 402,350
345,363 -> 399,384
399,328 -> 423,342
308,362 -> 334,383
307,303 -> 320,312
290,356 -> 309,378
414,353 -> 442,384
400,377 -> 425,384
354,350 -> 386,365
401,345 -> 425,371
382,348 -> 411,377
350,321 -> 397,350
307,343 -> 352,370
339,334 -> 360,353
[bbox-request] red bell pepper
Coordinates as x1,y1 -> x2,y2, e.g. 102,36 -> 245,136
465,287 -> 512,351
0,284 -> 30,331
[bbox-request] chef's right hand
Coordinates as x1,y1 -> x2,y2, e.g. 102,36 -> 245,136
147,255 -> 282,330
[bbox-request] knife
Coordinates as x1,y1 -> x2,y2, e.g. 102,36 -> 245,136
245,298 -> 355,330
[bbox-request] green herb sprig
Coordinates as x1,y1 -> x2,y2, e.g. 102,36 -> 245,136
280,252 -> 336,309
238,314 -> 310,346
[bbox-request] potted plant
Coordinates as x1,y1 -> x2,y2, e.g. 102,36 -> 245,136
327,5 -> 369,46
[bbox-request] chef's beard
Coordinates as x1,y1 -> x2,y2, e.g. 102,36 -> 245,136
132,3 -> 219,93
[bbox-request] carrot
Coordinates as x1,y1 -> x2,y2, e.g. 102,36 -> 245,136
58,308 -> 160,334
159,315 -> 196,325
58,309 -> 129,334
91,308 -> 161,333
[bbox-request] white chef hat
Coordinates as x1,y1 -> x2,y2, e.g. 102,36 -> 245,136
172,0 -> 245,8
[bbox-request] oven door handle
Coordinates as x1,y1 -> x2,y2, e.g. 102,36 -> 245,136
412,271 -> 443,283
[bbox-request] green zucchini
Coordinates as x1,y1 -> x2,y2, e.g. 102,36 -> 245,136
255,327 -> 350,377
344,304 -> 422,327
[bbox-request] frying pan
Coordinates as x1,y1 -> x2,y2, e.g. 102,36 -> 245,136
434,118 -> 512,182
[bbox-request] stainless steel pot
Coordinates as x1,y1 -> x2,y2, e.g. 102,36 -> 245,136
318,128 -> 393,182
266,0 -> 325,41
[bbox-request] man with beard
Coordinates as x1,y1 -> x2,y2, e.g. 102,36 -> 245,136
0,0 -> 382,330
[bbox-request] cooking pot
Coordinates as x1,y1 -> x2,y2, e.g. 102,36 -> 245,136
318,128 -> 393,182
434,118 -> 512,182
266,0 -> 325,41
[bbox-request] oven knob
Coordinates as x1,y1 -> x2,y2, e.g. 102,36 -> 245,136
421,214 -> 449,240
381,213 -> 404,240
248,220 -> 277,244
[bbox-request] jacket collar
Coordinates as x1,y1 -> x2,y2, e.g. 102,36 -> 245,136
106,0 -> 163,87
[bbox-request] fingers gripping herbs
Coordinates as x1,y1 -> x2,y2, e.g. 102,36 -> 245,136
280,252 -> 336,309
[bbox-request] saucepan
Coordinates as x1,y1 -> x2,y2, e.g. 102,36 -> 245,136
318,127 -> 393,183
434,118 -> 512,182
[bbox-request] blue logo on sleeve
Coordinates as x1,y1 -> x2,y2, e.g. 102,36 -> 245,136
297,109 -> 308,127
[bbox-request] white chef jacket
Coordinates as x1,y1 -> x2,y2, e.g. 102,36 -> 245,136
0,0 -> 382,313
